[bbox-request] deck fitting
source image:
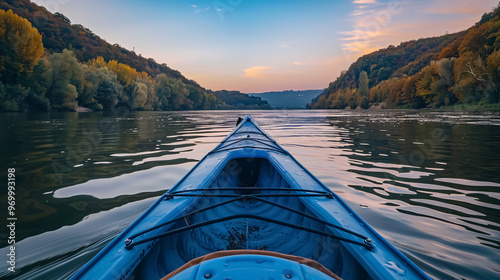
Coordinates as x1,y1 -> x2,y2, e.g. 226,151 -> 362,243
124,239 -> 133,250
364,238 -> 374,250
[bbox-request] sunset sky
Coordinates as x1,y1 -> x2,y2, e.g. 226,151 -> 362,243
32,0 -> 499,93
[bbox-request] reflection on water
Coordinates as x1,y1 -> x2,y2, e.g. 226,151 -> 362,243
1,110 -> 499,280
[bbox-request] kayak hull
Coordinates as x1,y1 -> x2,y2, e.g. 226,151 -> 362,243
70,116 -> 431,280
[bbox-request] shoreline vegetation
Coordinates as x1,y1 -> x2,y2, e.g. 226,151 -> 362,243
308,4 -> 500,111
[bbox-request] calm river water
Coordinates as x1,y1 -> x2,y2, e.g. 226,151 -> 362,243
1,110 -> 499,279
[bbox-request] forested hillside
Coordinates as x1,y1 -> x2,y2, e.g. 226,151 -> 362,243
0,0 -> 269,112
309,4 -> 500,109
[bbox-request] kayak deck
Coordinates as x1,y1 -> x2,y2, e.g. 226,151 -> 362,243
130,158 -> 371,279
70,116 -> 431,280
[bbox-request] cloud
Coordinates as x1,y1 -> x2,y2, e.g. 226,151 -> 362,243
191,4 -> 210,14
340,0 -> 401,61
241,66 -> 272,78
340,29 -> 381,41
351,9 -> 374,16
195,7 -> 210,14
353,0 -> 377,4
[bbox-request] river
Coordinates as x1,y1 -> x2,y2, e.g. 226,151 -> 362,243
0,109 -> 499,279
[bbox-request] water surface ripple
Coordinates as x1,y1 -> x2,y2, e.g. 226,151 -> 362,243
0,110 -> 499,279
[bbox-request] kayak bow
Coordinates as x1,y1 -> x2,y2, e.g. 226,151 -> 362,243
70,116 -> 431,280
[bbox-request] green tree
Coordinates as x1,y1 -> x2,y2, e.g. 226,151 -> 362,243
0,84 -> 28,111
348,96 -> 358,109
359,96 -> 369,109
169,79 -> 189,110
24,59 -> 50,112
44,49 -> 83,111
155,74 -> 172,110
131,81 -> 148,110
206,93 -> 217,109
359,71 -> 369,98
0,81 -> 5,104
136,76 -> 157,111
187,85 -> 204,109
95,80 -> 122,110
81,66 -> 106,110
82,65 -> 124,110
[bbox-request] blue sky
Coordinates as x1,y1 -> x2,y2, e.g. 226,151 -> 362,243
32,0 -> 499,93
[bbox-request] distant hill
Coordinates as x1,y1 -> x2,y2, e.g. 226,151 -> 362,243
309,4 -> 500,109
211,90 -> 271,110
248,90 -> 324,109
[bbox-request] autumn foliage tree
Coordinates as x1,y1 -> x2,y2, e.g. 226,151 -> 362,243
0,9 -> 44,111
0,9 -> 43,74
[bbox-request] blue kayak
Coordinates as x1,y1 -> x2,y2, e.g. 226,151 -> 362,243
70,116 -> 431,280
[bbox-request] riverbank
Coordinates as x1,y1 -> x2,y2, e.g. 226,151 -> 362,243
447,102 -> 500,110
390,102 -> 500,111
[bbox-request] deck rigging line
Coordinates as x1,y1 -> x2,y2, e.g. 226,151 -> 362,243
124,190 -> 374,251
125,214 -> 373,251
167,188 -> 331,195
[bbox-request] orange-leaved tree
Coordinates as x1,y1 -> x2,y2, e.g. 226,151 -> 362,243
0,9 -> 43,75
